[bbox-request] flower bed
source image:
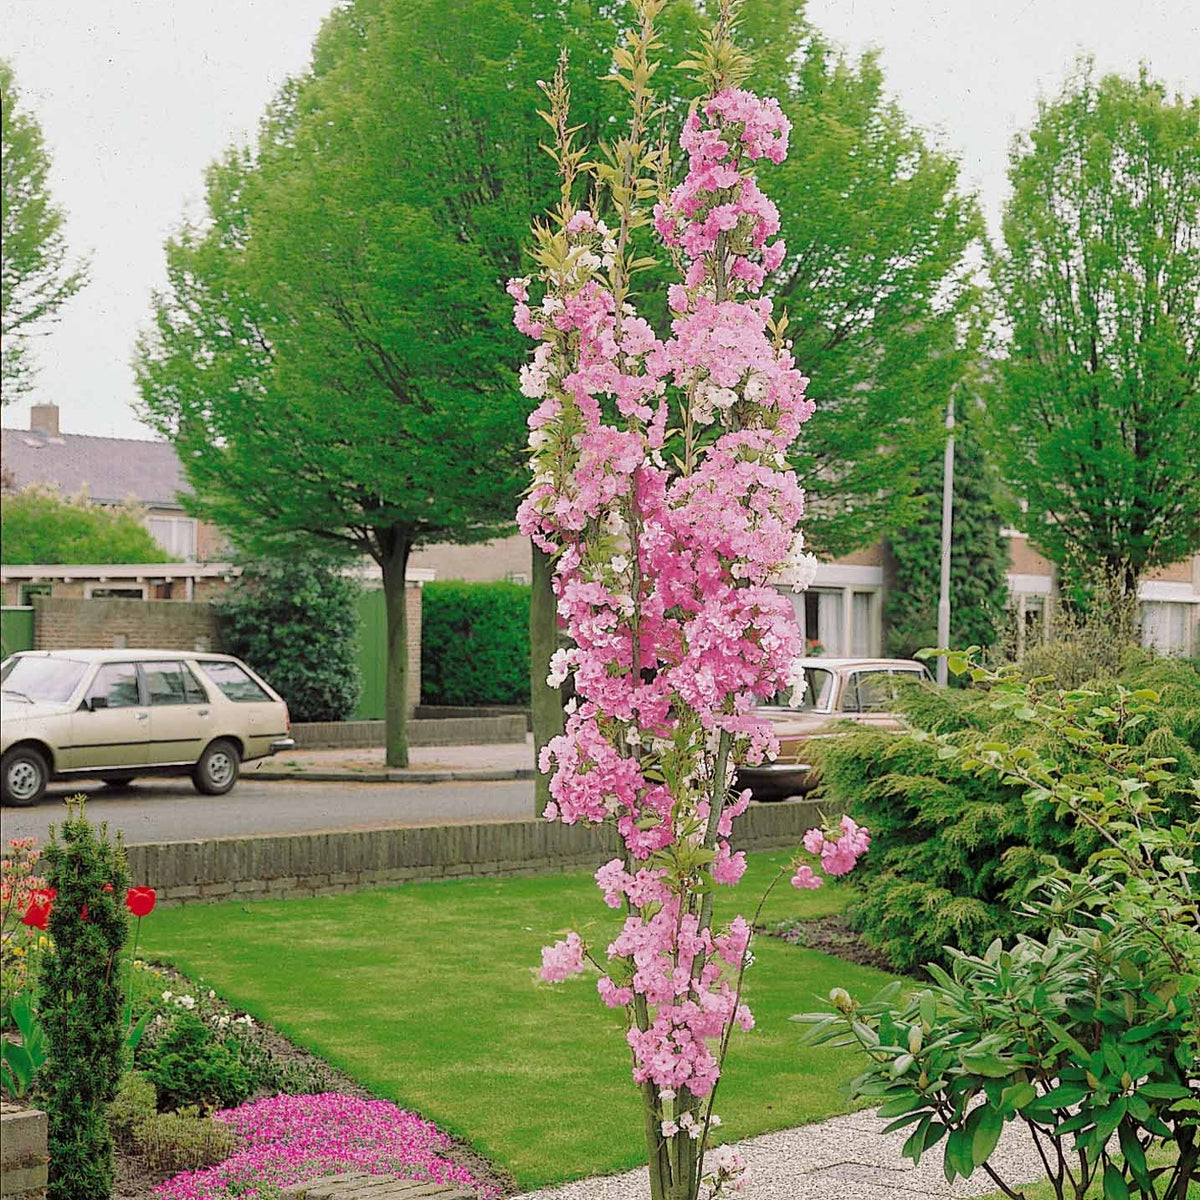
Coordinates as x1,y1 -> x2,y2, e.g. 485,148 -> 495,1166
158,1093 -> 499,1200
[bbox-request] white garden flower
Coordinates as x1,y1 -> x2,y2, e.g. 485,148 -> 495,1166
661,1119 -> 679,1138
546,647 -> 574,689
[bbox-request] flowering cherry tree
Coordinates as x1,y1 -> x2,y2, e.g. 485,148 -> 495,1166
511,4 -> 868,1196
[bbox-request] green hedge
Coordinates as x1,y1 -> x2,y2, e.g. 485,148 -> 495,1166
421,581 -> 530,707
813,652 -> 1200,974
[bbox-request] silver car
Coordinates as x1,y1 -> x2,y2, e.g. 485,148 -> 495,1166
1,649 -> 295,806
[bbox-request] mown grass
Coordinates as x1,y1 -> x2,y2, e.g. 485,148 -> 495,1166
139,851 -> 899,1189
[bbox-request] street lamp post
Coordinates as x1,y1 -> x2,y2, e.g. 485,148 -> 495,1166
936,396 -> 955,687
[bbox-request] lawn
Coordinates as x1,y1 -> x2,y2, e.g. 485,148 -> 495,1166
139,851 -> 899,1190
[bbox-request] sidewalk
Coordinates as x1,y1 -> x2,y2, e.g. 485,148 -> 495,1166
245,736 -> 536,784
516,1108 -> 1046,1200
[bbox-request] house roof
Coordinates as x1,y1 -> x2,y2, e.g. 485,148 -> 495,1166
0,427 -> 191,509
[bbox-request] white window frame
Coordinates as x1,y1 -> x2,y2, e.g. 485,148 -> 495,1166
145,515 -> 198,560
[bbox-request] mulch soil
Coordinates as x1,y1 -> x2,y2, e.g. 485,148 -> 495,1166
768,914 -> 902,975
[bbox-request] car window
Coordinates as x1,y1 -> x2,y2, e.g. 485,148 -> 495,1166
143,661 -> 209,706
1,656 -> 88,703
854,670 -> 895,713
86,663 -> 142,709
765,666 -> 834,711
197,661 -> 271,703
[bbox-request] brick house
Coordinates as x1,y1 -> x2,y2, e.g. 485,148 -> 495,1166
1,402 -> 225,570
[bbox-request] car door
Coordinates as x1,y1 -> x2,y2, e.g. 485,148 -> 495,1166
141,660 -> 213,765
193,659 -> 285,759
66,662 -> 150,770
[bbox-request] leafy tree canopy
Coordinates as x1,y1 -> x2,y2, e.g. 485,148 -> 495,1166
987,63 -> 1200,595
0,489 -> 172,565
0,60 -> 88,404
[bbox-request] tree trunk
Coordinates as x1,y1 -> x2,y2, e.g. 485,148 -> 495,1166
379,524 -> 412,769
530,542 -> 564,815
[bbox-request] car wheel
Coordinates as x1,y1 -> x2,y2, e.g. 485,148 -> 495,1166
2,746 -> 49,807
103,776 -> 137,789
192,739 -> 241,796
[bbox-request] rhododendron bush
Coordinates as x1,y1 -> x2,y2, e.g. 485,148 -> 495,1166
513,3 -> 868,1197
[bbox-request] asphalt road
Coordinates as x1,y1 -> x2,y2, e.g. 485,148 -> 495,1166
0,776 -> 536,844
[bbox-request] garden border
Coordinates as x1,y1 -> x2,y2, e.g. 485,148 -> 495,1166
126,799 -> 827,906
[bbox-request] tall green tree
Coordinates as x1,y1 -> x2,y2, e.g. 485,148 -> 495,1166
884,392 -> 1008,659
137,0 -> 621,767
0,60 -> 88,404
987,64 -> 1200,603
755,28 -> 984,556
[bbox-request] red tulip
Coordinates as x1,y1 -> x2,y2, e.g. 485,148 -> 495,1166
126,887 -> 156,918
21,888 -> 55,930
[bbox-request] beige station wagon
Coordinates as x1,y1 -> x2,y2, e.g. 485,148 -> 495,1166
735,657 -> 931,801
0,649 -> 294,806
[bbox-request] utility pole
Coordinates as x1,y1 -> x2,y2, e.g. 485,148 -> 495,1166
936,395 -> 955,687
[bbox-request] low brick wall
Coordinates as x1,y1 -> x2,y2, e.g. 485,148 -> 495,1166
415,705 -> 532,731
33,594 -> 220,652
126,799 -> 823,906
291,715 -> 526,749
0,1103 -> 48,1199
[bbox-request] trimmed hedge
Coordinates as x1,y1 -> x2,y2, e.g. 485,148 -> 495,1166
421,581 -> 530,707
813,652 -> 1200,974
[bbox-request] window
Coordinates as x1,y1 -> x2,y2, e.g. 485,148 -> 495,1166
804,590 -> 844,656
1141,601 -> 1197,656
851,591 -> 877,657
1,656 -> 87,703
85,663 -> 141,709
84,584 -> 147,600
768,666 -> 834,711
19,584 -> 51,605
143,661 -> 208,706
198,660 -> 271,702
845,669 -> 894,713
146,516 -> 197,560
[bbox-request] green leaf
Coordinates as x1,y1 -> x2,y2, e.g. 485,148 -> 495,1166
1001,1083 -> 1037,1114
968,1105 -> 1004,1167
1103,1164 -> 1131,1200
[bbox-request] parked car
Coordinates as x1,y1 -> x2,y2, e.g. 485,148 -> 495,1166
735,657 -> 931,801
0,649 -> 295,806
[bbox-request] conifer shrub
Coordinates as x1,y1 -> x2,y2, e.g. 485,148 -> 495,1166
814,654 -> 1200,972
38,799 -> 129,1200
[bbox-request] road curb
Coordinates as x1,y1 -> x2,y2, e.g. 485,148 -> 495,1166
246,768 -> 535,784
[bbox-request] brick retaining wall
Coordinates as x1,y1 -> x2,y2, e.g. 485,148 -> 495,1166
126,800 -> 825,906
292,715 -> 527,749
32,595 -> 221,652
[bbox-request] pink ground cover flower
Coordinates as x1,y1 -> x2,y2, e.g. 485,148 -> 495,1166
155,1093 -> 498,1200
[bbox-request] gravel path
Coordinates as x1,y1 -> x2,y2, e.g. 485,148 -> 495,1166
516,1109 -> 1047,1200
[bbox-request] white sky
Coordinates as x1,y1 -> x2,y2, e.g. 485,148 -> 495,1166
2,0 -> 1198,440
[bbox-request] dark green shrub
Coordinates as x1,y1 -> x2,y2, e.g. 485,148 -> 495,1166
38,799 -> 129,1200
107,1072 -> 157,1150
141,1012 -> 254,1111
815,654 -> 1200,973
135,1107 -> 240,1172
421,580 -> 530,706
217,554 -> 361,722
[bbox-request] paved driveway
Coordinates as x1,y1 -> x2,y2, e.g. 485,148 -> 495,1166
2,777 -> 537,844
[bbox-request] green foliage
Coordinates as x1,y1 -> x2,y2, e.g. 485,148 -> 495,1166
798,660 -> 1200,1200
815,656 -> 1200,973
421,581 -> 531,707
1,488 -> 173,566
760,30 -> 984,556
1,990 -> 46,1097
216,555 -> 361,722
134,1107 -> 240,1172
987,64 -> 1200,594
107,1071 -> 157,1150
38,799 -> 130,1200
140,1010 -> 254,1112
885,397 -> 1008,659
0,60 -> 88,403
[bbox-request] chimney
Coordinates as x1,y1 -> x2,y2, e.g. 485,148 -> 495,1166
30,403 -> 61,437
